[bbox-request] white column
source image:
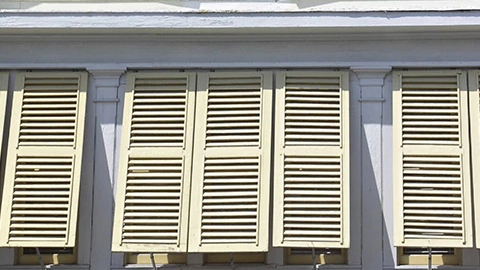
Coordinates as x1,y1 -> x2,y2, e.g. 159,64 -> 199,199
352,67 -> 390,270
88,69 -> 124,270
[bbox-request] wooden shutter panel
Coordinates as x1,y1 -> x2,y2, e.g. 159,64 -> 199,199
272,71 -> 350,248
188,71 -> 273,252
112,72 -> 195,252
393,70 -> 473,248
468,69 -> 480,249
0,71 -> 88,247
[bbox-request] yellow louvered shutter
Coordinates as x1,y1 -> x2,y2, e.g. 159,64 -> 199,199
273,71 -> 350,248
188,71 -> 273,252
393,70 -> 472,248
468,69 -> 480,249
0,71 -> 88,247
112,72 -> 195,252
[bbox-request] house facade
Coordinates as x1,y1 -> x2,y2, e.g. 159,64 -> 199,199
1,1 -> 480,269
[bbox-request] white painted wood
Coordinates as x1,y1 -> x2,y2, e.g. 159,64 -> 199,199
352,67 -> 390,270
381,73 -> 396,268
347,71 -> 362,268
2,37 -> 480,70
88,69 -> 124,270
2,0 -> 480,13
2,12 -> 480,33
111,74 -> 127,268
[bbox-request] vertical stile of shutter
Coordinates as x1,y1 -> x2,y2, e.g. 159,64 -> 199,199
189,71 -> 273,252
393,70 -> 473,248
112,72 -> 195,252
468,69 -> 480,249
272,71 -> 350,248
0,71 -> 87,247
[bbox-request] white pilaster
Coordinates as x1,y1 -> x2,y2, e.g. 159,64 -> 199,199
381,73 -> 396,268
88,69 -> 125,270
352,67 -> 391,270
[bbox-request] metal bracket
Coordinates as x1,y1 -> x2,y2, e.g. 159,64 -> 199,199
229,252 -> 235,269
150,253 -> 157,270
35,248 -> 46,270
427,247 -> 432,270
311,248 -> 316,270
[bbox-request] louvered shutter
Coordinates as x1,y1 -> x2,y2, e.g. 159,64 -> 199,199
272,71 -> 350,248
188,71 -> 273,252
112,72 -> 195,252
0,71 -> 88,247
393,70 -> 473,248
468,70 -> 480,249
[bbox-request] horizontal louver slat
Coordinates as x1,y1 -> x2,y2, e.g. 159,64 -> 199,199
19,77 -> 79,147
122,157 -> 183,245
200,157 -> 259,244
401,74 -> 460,145
402,154 -> 463,240
130,77 -> 187,148
9,155 -> 73,242
206,76 -> 261,147
283,155 -> 342,242
284,75 -> 341,146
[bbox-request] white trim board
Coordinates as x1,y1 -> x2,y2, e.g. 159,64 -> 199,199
2,12 -> 480,34
2,0 -> 480,13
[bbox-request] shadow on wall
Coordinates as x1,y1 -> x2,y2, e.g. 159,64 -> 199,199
356,70 -> 395,268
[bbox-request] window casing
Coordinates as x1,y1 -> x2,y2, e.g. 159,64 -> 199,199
397,247 -> 461,265
125,253 -> 186,265
286,248 -> 347,265
205,253 -> 266,264
16,247 -> 77,265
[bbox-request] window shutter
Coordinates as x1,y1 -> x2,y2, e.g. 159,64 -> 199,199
112,72 -> 195,252
272,71 -> 350,248
468,69 -> 480,249
188,71 -> 273,252
0,71 -> 88,247
393,70 -> 473,248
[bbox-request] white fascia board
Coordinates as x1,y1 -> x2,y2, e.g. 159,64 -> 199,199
1,11 -> 480,34
3,0 -> 480,12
